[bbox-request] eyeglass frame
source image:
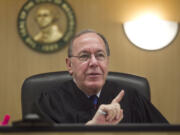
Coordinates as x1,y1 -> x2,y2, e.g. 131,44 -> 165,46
69,51 -> 108,62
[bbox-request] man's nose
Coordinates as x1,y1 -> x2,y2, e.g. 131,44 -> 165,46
89,54 -> 98,67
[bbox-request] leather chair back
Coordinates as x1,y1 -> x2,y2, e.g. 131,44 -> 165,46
21,71 -> 150,118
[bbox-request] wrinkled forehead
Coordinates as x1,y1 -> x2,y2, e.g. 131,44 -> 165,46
72,33 -> 106,54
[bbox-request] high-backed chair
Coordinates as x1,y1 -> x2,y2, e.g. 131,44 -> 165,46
21,71 -> 150,119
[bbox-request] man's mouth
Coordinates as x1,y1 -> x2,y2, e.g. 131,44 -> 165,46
87,73 -> 102,76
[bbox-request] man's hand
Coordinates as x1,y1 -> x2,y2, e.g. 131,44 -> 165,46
86,90 -> 124,125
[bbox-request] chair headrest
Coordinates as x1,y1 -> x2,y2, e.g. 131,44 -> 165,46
21,71 -> 150,118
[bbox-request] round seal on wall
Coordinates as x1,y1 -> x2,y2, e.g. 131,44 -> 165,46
17,0 -> 76,53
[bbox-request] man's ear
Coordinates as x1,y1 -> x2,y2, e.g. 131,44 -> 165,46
66,58 -> 73,75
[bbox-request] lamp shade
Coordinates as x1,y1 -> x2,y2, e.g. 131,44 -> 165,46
123,14 -> 179,50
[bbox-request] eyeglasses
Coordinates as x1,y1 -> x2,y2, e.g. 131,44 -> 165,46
69,52 -> 107,62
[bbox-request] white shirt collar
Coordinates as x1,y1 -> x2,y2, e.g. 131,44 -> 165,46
73,79 -> 101,98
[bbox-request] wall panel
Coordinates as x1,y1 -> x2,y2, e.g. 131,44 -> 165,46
0,0 -> 180,124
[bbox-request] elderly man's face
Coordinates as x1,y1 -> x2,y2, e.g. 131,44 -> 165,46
66,33 -> 109,95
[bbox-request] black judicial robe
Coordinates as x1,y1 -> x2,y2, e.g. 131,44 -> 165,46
34,80 -> 168,124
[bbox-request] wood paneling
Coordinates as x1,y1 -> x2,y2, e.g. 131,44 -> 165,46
0,0 -> 180,124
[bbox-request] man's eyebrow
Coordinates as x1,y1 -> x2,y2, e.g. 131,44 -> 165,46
95,50 -> 107,55
96,50 -> 105,53
78,50 -> 106,55
78,51 -> 89,55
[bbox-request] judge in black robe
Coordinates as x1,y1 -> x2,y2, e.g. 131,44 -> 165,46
34,80 -> 168,124
34,29 -> 168,124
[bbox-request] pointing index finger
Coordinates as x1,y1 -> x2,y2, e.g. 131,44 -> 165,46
112,90 -> 125,103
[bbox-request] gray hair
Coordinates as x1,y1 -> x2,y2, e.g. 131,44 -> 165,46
68,29 -> 110,57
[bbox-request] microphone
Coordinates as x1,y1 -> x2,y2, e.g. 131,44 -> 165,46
12,113 -> 53,126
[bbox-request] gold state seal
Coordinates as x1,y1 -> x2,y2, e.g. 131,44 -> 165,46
17,0 -> 76,53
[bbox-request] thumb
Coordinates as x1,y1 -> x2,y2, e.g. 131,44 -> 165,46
112,90 -> 125,103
